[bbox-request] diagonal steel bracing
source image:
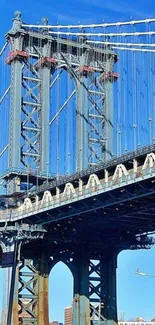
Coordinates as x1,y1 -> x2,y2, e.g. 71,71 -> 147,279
60,51 -> 115,167
21,64 -> 42,167
13,257 -> 50,325
3,11 -> 117,194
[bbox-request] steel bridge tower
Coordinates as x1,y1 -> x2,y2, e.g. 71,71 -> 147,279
0,11 -> 151,325
2,11 -> 117,194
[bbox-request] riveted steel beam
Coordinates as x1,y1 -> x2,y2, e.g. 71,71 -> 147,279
10,253 -> 51,325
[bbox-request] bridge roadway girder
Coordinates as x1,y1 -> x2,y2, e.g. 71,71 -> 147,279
9,173 -> 155,238
2,144 -> 155,236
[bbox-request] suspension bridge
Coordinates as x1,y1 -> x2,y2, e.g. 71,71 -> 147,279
0,10 -> 155,325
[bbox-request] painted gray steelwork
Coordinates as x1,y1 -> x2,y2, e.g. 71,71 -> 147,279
1,11 -> 155,325
7,12 -> 25,171
3,11 -> 117,194
76,73 -> 88,170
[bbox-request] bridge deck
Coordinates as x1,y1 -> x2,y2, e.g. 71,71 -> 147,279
0,145 -> 155,254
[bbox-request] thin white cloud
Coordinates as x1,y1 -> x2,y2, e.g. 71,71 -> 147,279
80,0 -> 155,19
54,13 -> 80,24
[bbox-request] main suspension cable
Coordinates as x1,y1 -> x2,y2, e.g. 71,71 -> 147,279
22,17 -> 155,29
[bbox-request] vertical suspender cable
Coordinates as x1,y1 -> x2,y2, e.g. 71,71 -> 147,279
56,28 -> 60,177
66,27 -> 70,174
117,24 -> 121,156
148,22 -> 152,144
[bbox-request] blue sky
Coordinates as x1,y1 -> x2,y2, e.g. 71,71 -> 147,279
1,0 -> 155,322
49,248 -> 155,322
1,0 -> 155,35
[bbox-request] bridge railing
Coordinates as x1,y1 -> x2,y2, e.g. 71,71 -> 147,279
0,163 -> 155,222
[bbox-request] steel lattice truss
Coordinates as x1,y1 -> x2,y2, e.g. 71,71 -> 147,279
1,12 -> 155,191
15,255 -> 112,324
18,260 -> 38,323
2,14 -> 117,185
21,62 -> 42,167
14,257 -> 50,325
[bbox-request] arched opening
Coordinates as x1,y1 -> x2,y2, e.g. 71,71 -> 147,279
117,246 -> 155,321
49,261 -> 73,324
